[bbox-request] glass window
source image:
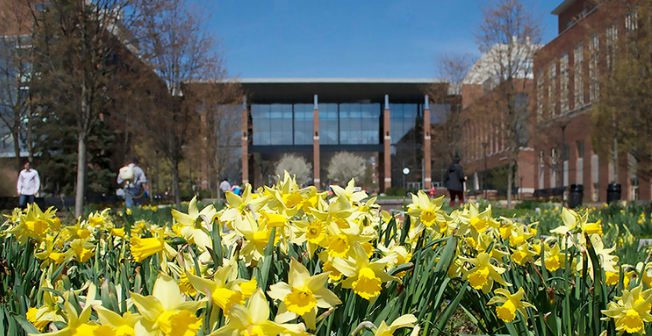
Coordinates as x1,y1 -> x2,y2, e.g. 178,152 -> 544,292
390,104 -> 420,145
339,103 -> 380,145
560,53 -> 569,113
574,43 -> 584,109
251,104 -> 292,145
251,104 -> 270,145
589,34 -> 600,102
293,104 -> 313,145
320,104 -> 338,145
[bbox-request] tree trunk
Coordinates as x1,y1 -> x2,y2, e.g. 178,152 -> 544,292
75,133 -> 87,217
506,138 -> 519,209
12,131 -> 21,172
171,159 -> 181,208
507,161 -> 513,209
26,107 -> 33,163
612,137 -> 619,183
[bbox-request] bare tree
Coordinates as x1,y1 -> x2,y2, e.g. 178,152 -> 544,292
0,0 -> 34,171
29,0 -> 137,217
199,83 -> 242,194
592,1 -> 652,184
427,52 -> 475,167
132,0 -> 227,208
470,0 -> 542,208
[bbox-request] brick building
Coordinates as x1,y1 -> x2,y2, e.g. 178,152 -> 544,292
533,0 -> 648,202
461,41 -> 540,198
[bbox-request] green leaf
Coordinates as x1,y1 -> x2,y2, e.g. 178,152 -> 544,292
12,313 -> 40,334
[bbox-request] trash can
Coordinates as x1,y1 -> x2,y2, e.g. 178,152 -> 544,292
607,183 -> 622,204
568,184 -> 583,208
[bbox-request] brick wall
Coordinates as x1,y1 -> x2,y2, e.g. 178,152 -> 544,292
532,0 -> 648,201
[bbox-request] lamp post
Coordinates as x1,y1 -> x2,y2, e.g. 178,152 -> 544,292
482,142 -> 488,199
403,167 -> 410,190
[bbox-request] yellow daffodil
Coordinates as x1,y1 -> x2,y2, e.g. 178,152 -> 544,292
583,219 -> 603,236
35,236 -> 66,268
171,196 -> 217,251
291,219 -> 327,258
461,252 -> 510,293
268,258 -> 342,329
28,292 -> 98,336
535,243 -> 566,272
26,307 -> 49,331
131,274 -> 204,336
330,179 -> 368,205
186,264 -> 244,315
208,288 -> 303,336
487,288 -> 536,323
602,287 -> 652,334
406,192 -> 447,231
220,184 -> 269,224
332,243 -> 399,300
374,314 -> 418,336
510,243 -> 537,266
235,213 -> 280,263
7,203 -> 56,244
94,307 -> 140,336
130,229 -> 176,264
66,239 -> 95,263
87,209 -> 112,230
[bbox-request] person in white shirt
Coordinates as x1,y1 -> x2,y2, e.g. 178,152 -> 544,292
219,178 -> 231,201
17,161 -> 40,208
117,158 -> 147,208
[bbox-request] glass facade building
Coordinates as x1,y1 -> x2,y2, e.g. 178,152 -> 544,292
232,79 -> 459,192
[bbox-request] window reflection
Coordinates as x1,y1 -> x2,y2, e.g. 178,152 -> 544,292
339,103 -> 380,145
252,102 -> 382,146
294,104 -> 313,145
390,104 -> 420,145
320,104 -> 339,145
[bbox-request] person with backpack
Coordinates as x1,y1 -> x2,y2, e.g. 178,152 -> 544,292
445,156 -> 466,208
117,158 -> 147,208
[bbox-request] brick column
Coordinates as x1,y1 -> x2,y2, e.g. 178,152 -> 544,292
241,97 -> 249,184
383,95 -> 391,190
423,95 -> 431,189
312,95 -> 320,190
599,156 -> 610,203
639,169 -> 652,201
583,142 -> 595,201
568,142 -> 577,186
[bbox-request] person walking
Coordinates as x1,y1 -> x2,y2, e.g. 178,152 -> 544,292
117,158 -> 147,208
445,156 -> 466,208
219,178 -> 231,200
17,161 -> 40,209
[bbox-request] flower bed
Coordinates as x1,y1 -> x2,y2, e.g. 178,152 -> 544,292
1,173 -> 651,335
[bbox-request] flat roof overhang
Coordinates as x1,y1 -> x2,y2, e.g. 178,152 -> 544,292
249,144 -> 384,154
200,78 -> 452,104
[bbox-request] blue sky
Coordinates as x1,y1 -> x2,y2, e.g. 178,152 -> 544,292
197,1 -> 561,79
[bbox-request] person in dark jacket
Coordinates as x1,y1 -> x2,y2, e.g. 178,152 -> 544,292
445,156 -> 466,208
